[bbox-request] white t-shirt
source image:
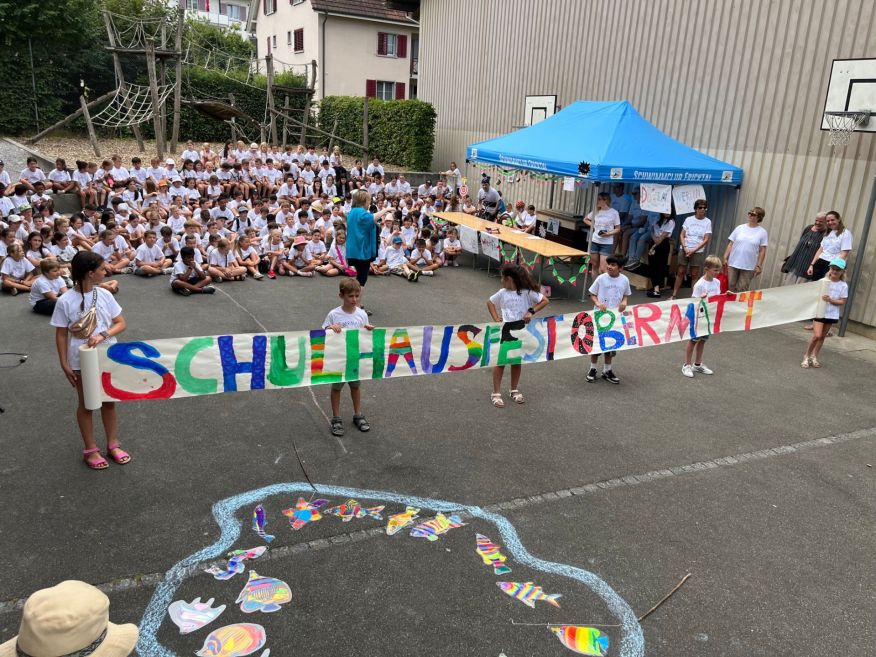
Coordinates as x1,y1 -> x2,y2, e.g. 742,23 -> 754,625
822,280 -> 849,321
692,276 -> 721,298
1,257 -> 35,279
19,167 -> 46,184
385,246 -> 407,268
50,288 -> 122,370
515,211 -> 537,229
651,218 -> 675,240
322,306 -> 369,329
588,272 -> 632,310
587,208 -> 621,245
29,275 -> 65,306
288,246 -> 312,267
135,243 -> 165,265
208,249 -> 237,267
91,238 -> 126,262
818,229 -> 853,262
681,216 -> 712,251
48,169 -> 71,183
443,237 -> 461,251
727,224 -> 768,271
489,288 -> 544,322
410,248 -> 432,266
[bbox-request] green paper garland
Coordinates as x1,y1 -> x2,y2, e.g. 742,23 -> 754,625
547,256 -> 591,286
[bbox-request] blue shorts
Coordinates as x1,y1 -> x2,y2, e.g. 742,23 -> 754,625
590,242 -> 614,256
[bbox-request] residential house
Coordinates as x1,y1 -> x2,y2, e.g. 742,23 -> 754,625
178,0 -> 254,37
253,0 -> 418,100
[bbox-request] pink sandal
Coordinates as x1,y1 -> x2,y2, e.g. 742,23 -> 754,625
106,442 -> 132,465
83,447 -> 108,470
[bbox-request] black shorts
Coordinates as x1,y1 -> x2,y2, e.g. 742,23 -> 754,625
812,317 -> 838,325
348,258 -> 371,286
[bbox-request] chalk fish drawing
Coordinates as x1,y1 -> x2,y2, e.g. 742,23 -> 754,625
409,513 -> 466,541
251,505 -> 275,543
236,570 -> 292,614
386,506 -> 420,536
325,498 -> 385,522
496,581 -> 562,609
550,626 -> 610,656
475,533 -> 512,575
166,598 -> 225,635
204,546 -> 267,580
195,623 -> 266,657
281,497 -> 329,529
137,483 -> 643,657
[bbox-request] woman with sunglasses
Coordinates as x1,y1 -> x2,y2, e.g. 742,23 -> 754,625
722,206 -> 768,292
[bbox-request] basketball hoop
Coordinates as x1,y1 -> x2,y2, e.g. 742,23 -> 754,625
824,110 -> 871,147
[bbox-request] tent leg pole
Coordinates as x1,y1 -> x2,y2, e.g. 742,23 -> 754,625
838,174 -> 876,337
581,182 -> 600,301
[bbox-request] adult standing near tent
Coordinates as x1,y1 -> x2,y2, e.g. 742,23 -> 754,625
583,192 -> 621,274
807,210 -> 852,281
477,176 -> 500,221
440,161 -> 462,193
671,200 -> 712,300
345,189 -> 393,309
645,212 -> 676,297
722,206 -> 769,292
781,212 -> 827,285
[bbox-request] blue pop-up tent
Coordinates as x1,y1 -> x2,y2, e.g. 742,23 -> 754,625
466,100 -> 743,186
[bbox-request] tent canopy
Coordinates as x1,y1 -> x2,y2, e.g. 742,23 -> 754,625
466,100 -> 743,186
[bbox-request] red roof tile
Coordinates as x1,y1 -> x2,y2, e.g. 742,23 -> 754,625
310,0 -> 414,24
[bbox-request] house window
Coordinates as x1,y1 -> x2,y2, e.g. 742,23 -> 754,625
292,0 -> 306,4
375,81 -> 394,100
220,2 -> 247,21
272,34 -> 277,49
186,0 -> 208,11
264,0 -> 276,15
294,28 -> 304,52
287,31 -> 292,46
377,32 -> 408,58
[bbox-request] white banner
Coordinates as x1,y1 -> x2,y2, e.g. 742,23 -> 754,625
640,183 -> 672,213
479,232 -> 501,261
672,184 -> 706,215
563,177 -> 576,192
459,225 -> 480,254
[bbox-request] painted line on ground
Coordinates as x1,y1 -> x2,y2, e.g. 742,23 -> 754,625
1,425 -> 869,617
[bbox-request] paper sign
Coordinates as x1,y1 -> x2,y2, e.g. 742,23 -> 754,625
479,232 -> 501,261
459,225 -> 479,254
460,184 -> 469,198
672,184 -> 706,215
563,177 -> 575,192
547,218 -> 560,235
639,183 -> 672,213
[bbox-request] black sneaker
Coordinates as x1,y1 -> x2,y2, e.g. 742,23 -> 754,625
602,371 -> 620,384
585,368 -> 598,382
646,290 -> 661,298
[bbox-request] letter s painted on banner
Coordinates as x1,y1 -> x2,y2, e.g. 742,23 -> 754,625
102,342 -> 177,401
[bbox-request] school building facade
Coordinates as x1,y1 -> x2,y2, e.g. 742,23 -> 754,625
407,0 -> 876,329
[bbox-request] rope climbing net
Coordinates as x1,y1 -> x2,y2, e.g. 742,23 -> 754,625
90,82 -> 175,128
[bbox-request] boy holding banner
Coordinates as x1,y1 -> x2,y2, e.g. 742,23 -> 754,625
587,255 -> 631,384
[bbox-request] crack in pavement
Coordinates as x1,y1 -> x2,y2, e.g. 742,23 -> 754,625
2,425 -> 871,615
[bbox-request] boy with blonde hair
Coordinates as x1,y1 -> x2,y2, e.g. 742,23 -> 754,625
682,254 -> 722,378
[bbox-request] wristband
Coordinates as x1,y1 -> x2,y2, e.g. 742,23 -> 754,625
527,307 -> 536,315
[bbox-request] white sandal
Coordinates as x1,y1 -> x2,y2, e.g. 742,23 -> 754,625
509,389 -> 525,404
490,393 -> 505,408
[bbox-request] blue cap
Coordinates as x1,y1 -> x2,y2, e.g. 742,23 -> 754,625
829,257 -> 846,270
392,236 -> 403,244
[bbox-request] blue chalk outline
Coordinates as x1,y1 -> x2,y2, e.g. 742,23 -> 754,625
137,483 -> 644,657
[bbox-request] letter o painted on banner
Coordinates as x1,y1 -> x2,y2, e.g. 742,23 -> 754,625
570,311 -> 595,354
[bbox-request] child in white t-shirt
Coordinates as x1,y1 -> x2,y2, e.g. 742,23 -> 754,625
29,258 -> 67,314
586,254 -> 632,384
134,230 -> 171,277
207,238 -> 246,282
171,246 -> 214,296
323,277 -> 374,437
282,235 -> 316,277
1,244 -> 37,295
682,255 -> 722,378
802,258 -> 848,369
443,227 -> 462,266
409,238 -> 440,276
487,263 -> 549,408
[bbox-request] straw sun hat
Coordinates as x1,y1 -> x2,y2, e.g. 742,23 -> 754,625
0,581 -> 138,657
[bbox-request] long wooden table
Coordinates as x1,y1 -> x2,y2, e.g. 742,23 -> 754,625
433,211 -> 590,295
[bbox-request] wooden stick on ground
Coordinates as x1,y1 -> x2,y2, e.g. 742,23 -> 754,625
638,573 -> 691,622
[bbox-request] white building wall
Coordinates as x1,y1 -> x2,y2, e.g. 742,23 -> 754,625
255,1 -> 320,83
419,0 -> 876,327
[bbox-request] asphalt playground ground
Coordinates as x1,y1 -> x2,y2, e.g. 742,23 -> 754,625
0,258 -> 873,657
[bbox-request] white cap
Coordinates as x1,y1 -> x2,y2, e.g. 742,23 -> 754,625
116,203 -> 129,212
165,158 -> 175,165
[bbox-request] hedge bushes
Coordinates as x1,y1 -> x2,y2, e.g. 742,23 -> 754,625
318,97 -> 436,171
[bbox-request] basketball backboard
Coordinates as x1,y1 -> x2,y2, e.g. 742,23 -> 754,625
821,58 -> 876,133
524,95 -> 557,126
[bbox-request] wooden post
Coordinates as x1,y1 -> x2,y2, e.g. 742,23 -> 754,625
327,117 -> 339,153
159,59 -> 167,145
27,91 -> 115,144
362,96 -> 369,159
170,6 -> 184,154
265,54 -> 278,145
80,95 -> 101,157
145,40 -> 166,158
298,59 -> 317,147
281,95 -> 289,149
102,11 -> 145,152
228,93 -> 238,143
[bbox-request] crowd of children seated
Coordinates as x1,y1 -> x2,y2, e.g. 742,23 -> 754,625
0,142 -> 476,306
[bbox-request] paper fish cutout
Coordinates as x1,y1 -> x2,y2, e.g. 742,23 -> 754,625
409,513 -> 466,541
386,506 -> 420,535
475,533 -> 511,575
205,546 -> 268,580
549,626 -> 609,656
252,505 -> 275,543
195,623 -> 266,657
282,497 -> 329,530
325,498 -> 385,522
236,570 -> 292,614
167,597 -> 225,634
496,581 -> 562,608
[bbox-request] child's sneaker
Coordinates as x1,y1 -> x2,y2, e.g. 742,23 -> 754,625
177,288 -> 192,296
585,368 -> 597,382
299,271 -> 314,277
213,275 -> 223,283
121,266 -> 134,275
267,269 -> 276,279
202,285 -> 216,294
162,267 -> 173,275
421,270 -> 434,276
453,261 -> 460,267
253,272 -> 264,280
9,288 -> 19,296
413,271 -> 421,282
601,370 -> 620,384
681,364 -> 694,378
287,270 -> 296,276
693,363 -> 713,375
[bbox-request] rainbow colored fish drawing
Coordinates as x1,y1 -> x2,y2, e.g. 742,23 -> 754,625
195,623 -> 266,657
236,570 -> 292,614
549,626 -> 609,656
386,506 -> 420,536
409,513 -> 466,541
475,533 -> 512,575
167,597 -> 225,635
205,546 -> 268,580
325,498 -> 385,522
251,505 -> 275,543
282,497 -> 329,530
496,581 -> 562,608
